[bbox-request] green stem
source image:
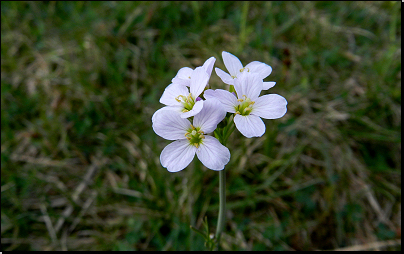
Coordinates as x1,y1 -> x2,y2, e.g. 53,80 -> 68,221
215,167 -> 226,250
214,116 -> 235,250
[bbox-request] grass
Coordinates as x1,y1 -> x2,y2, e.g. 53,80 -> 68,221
1,1 -> 401,251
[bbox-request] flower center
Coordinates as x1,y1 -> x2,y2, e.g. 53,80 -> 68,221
235,95 -> 255,116
185,125 -> 205,148
239,67 -> 250,73
232,68 -> 250,79
175,93 -> 195,113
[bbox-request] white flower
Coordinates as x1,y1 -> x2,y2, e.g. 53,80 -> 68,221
152,99 -> 230,172
171,57 -> 216,87
204,72 -> 287,138
159,66 -> 210,118
215,51 -> 276,90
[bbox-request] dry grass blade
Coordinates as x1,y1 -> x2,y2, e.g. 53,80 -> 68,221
332,239 -> 401,251
55,164 -> 98,233
40,204 -> 58,243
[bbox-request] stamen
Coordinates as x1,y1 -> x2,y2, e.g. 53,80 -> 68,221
235,111 -> 240,115
237,99 -> 244,102
182,109 -> 189,113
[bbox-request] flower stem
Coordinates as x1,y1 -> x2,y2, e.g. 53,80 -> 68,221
215,167 -> 226,250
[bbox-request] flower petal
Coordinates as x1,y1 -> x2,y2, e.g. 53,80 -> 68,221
180,99 -> 204,118
171,67 -> 193,86
193,98 -> 226,133
222,51 -> 243,77
204,89 -> 237,113
190,67 -> 209,98
152,106 -> 182,123
233,72 -> 262,100
202,56 -> 216,77
263,81 -> 276,90
252,94 -> 288,119
244,61 -> 272,79
160,83 -> 189,106
152,109 -> 190,140
196,136 -> 230,171
215,67 -> 234,85
161,140 -> 196,172
234,114 -> 265,138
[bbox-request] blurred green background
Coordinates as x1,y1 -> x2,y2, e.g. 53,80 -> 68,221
1,1 -> 401,251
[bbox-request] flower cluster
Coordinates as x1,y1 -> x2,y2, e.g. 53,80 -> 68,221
152,51 -> 287,172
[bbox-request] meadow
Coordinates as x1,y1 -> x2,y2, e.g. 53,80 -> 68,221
1,1 -> 401,251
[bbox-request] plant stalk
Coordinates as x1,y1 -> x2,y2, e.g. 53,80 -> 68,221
215,168 -> 226,250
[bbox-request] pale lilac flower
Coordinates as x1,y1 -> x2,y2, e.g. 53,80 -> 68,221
152,99 -> 230,172
204,72 -> 287,138
159,66 -> 210,118
215,51 -> 276,90
172,57 -> 216,87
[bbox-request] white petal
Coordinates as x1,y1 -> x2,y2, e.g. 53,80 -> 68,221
180,100 -> 204,118
252,94 -> 287,119
172,67 -> 193,86
152,106 -> 181,123
215,67 -> 234,85
190,67 -> 209,98
193,98 -> 226,133
196,136 -> 230,171
203,89 -> 216,100
234,114 -> 265,138
244,61 -> 272,79
222,51 -> 243,77
203,89 -> 237,113
233,72 -> 262,100
160,83 -> 189,106
152,110 -> 190,140
202,57 -> 216,77
263,81 -> 276,90
161,140 -> 196,172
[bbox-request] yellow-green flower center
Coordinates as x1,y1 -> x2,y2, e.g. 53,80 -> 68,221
235,95 -> 255,116
185,125 -> 204,148
176,93 -> 195,113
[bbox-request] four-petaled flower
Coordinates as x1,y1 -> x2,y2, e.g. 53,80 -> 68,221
159,66 -> 210,118
204,72 -> 287,138
215,51 -> 276,90
152,99 -> 230,172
